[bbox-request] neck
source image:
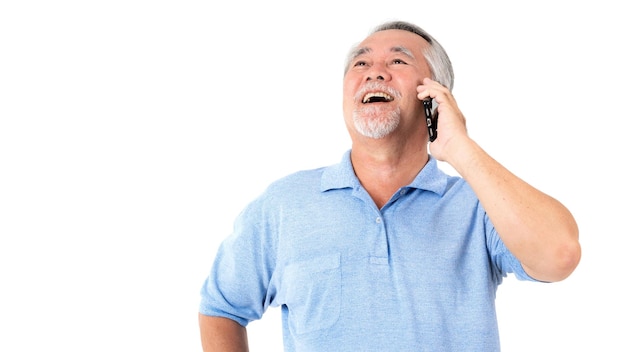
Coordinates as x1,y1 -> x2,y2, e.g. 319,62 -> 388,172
350,136 -> 429,208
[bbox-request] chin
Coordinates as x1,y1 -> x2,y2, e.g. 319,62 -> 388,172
352,109 -> 400,139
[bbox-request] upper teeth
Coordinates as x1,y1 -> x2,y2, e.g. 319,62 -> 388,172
363,92 -> 393,103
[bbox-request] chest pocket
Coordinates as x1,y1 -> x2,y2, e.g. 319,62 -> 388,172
282,253 -> 342,335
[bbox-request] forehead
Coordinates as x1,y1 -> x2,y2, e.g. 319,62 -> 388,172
354,29 -> 429,58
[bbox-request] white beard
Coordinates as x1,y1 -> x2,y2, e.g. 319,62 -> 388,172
352,105 -> 401,139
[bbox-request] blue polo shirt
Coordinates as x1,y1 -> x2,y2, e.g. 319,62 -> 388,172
199,150 -> 536,351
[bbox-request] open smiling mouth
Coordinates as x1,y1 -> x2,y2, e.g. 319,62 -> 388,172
362,92 -> 394,103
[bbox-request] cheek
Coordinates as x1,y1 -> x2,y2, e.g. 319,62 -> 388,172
343,71 -> 363,91
342,79 -> 359,107
400,79 -> 421,106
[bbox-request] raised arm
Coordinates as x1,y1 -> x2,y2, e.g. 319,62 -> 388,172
446,138 -> 580,281
418,78 -> 581,282
199,314 -> 249,352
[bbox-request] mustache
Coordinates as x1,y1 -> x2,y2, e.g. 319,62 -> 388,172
353,82 -> 402,102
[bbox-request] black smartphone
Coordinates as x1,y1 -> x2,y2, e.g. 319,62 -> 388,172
423,98 -> 438,142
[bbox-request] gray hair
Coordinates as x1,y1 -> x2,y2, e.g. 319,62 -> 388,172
344,20 -> 454,91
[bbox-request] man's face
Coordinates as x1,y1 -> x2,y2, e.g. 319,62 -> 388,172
343,29 -> 432,139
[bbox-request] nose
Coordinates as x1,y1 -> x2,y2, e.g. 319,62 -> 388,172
366,62 -> 390,81
367,75 -> 385,81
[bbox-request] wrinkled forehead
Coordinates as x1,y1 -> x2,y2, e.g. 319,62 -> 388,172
347,29 -> 429,62
348,45 -> 416,63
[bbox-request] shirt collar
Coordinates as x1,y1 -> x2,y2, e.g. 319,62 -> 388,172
321,149 -> 449,196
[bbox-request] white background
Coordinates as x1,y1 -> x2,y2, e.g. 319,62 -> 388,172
1,1 -> 624,351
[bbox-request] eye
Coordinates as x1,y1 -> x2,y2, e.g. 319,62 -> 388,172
353,60 -> 368,67
391,58 -> 407,64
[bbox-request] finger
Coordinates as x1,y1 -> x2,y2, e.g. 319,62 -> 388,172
416,89 -> 431,101
416,85 -> 442,102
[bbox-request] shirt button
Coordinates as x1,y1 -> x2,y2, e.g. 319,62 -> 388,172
400,189 -> 407,195
376,217 -> 382,223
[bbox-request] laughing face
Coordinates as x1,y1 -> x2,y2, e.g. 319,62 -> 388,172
343,29 -> 432,140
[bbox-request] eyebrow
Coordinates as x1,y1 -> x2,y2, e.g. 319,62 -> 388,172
390,46 -> 415,59
348,45 -> 416,63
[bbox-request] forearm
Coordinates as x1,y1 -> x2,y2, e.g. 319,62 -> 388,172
199,314 -> 249,352
448,137 -> 581,282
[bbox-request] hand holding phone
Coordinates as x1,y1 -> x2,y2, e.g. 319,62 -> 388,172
423,98 -> 438,142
